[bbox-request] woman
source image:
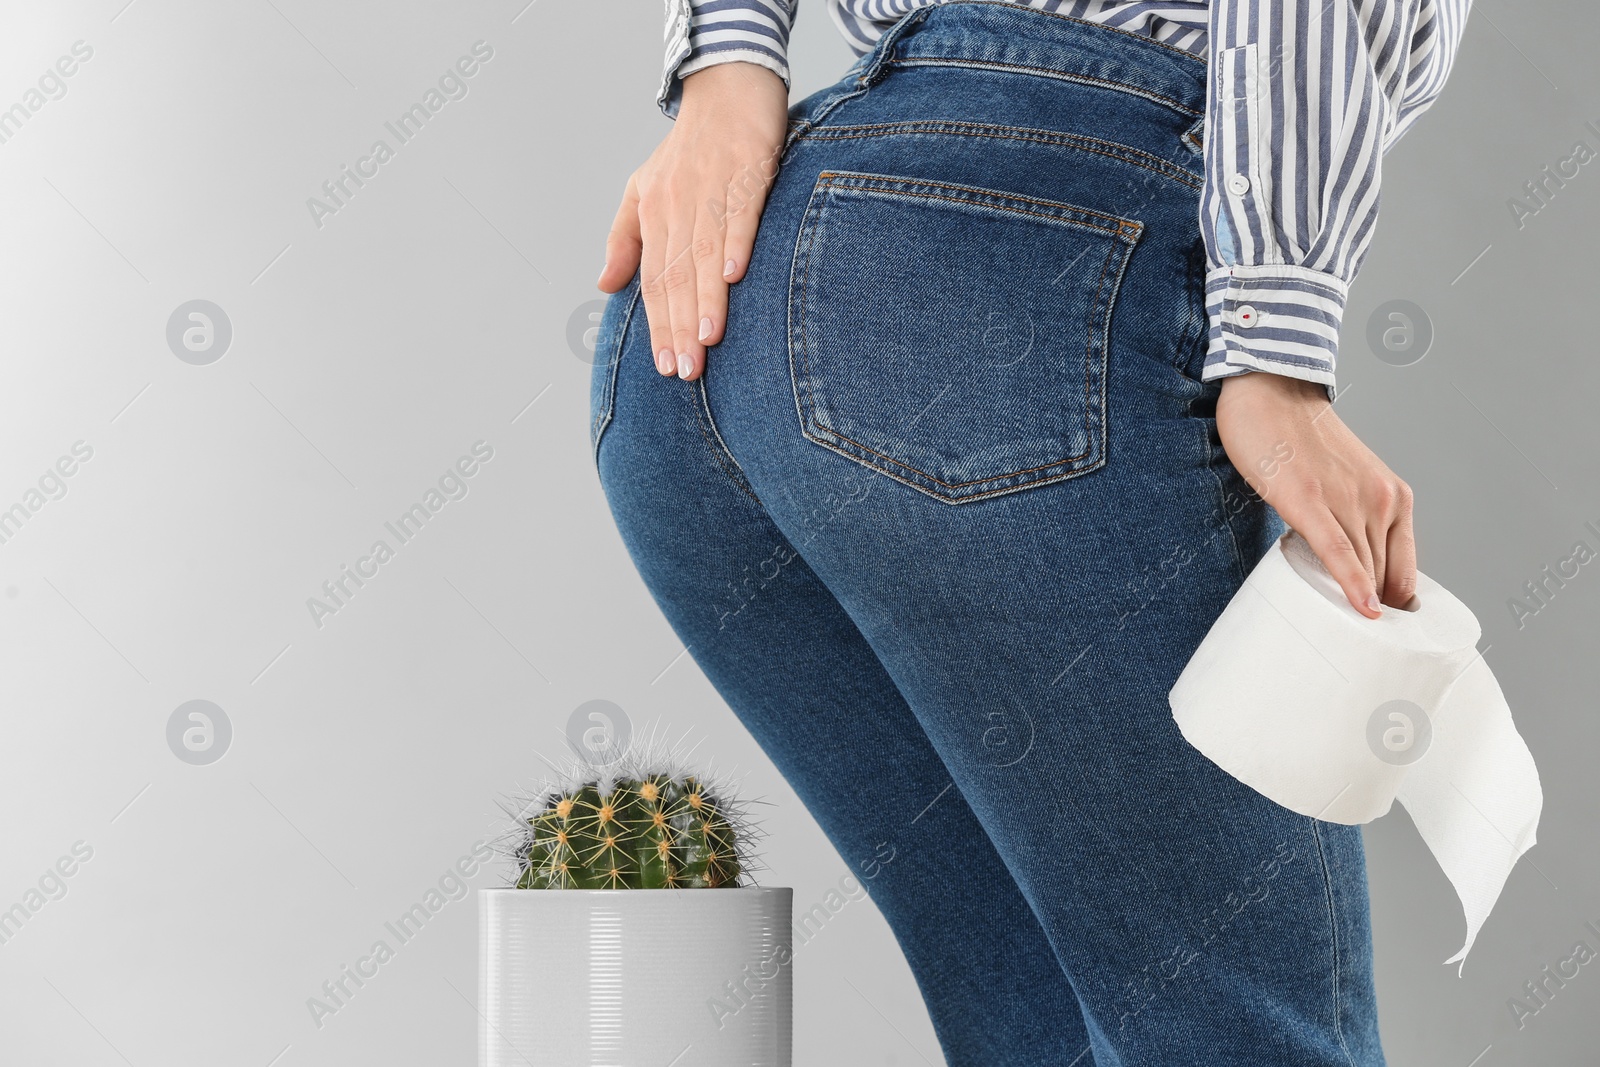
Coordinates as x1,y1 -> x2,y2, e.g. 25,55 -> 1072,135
589,1 -> 1457,1061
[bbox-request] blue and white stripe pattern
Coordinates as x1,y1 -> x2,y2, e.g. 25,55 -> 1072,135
658,0 -> 1473,393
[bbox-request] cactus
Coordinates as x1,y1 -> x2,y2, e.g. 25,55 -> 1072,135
511,772 -> 745,889
492,724 -> 762,889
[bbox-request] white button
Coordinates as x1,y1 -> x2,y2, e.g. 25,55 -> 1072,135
1227,174 -> 1251,195
1235,304 -> 1260,328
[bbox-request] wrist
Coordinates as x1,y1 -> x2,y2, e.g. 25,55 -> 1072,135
679,60 -> 787,117
1218,370 -> 1329,409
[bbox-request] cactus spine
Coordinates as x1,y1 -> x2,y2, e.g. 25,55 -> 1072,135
516,773 -> 742,889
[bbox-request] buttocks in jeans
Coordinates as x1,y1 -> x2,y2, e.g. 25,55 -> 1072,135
588,4 -> 1383,1064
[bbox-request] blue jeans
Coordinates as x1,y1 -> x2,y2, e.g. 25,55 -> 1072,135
589,4 -> 1383,1063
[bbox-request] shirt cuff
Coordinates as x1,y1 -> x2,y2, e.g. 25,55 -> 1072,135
657,0 -> 694,120
656,0 -> 793,121
1202,263 -> 1348,401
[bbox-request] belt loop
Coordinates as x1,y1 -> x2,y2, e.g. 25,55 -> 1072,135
856,5 -> 938,87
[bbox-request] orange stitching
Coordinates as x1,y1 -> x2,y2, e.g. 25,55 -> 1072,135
811,427 -> 1090,484
1083,237 -> 1117,448
814,172 -> 1142,236
799,427 -> 1106,500
886,57 -> 1201,118
802,120 -> 1203,189
795,181 -> 828,462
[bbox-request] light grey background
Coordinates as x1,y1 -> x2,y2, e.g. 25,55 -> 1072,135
0,0 -> 1594,1064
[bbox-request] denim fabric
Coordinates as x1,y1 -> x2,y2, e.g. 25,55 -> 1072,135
591,5 -> 1384,1064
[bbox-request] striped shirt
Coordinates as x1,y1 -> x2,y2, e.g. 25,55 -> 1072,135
656,0 -> 1473,393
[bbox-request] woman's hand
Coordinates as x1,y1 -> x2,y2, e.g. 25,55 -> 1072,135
596,62 -> 790,381
1216,372 -> 1416,619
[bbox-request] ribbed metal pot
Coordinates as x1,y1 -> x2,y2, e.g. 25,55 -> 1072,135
478,887 -> 793,1067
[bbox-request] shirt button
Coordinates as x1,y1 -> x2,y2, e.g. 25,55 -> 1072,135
1235,304 -> 1260,328
1227,174 -> 1251,195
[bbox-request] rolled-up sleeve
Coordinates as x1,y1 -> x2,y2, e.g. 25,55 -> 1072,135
658,0 -> 800,120
1200,0 -> 1473,397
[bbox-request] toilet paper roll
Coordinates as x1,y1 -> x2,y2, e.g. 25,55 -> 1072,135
1169,530 -> 1542,973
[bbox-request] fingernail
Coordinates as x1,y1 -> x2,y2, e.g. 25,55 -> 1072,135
676,352 -> 693,378
596,267 -> 606,287
699,316 -> 713,341
657,347 -> 674,374
1365,594 -> 1382,614
724,258 -> 737,278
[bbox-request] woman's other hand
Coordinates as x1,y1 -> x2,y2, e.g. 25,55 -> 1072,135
1217,372 -> 1416,619
596,62 -> 790,381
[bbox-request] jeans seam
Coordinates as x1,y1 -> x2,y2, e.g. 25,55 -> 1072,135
1311,820 -> 1359,1067
693,375 -> 763,506
787,77 -> 874,156
795,431 -> 1106,503
1199,426 -> 1247,582
798,120 -> 1203,189
811,172 -> 1143,237
1175,229 -> 1210,377
591,278 -> 640,470
885,57 -> 1202,119
779,1 -> 930,156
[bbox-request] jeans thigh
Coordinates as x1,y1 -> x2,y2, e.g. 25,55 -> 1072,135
696,47 -> 1384,1067
590,292 -> 1100,1066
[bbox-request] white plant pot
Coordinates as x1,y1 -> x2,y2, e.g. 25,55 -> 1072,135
478,887 -> 793,1067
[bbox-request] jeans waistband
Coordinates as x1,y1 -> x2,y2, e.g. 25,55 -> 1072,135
852,0 -> 1208,121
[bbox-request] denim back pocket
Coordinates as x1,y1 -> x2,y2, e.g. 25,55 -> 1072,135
589,270 -> 641,468
788,170 -> 1143,503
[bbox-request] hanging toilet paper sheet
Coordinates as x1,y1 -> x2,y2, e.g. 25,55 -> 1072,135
1169,530 -> 1542,974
